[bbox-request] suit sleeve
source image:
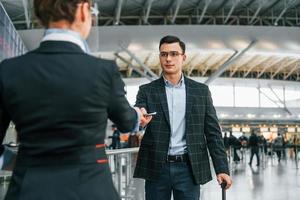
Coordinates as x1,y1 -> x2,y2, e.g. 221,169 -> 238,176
204,86 -> 229,175
134,85 -> 147,109
0,62 -> 11,156
107,62 -> 137,133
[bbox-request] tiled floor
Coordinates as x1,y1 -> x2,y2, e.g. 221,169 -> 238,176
1,152 -> 299,200
201,158 -> 300,200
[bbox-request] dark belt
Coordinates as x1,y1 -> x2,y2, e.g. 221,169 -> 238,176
16,144 -> 107,166
167,153 -> 189,162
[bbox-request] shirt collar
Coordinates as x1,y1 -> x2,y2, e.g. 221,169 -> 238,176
42,28 -> 90,53
163,74 -> 185,88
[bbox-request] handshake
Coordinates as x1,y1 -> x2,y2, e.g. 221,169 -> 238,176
134,107 -> 155,128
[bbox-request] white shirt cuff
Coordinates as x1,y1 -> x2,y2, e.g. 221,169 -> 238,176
132,107 -> 141,132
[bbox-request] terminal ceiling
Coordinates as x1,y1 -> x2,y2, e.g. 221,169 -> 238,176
1,0 -> 300,82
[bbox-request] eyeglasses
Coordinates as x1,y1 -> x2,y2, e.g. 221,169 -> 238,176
159,51 -> 184,58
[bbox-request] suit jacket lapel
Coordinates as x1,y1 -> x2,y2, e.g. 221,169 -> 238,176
185,77 -> 194,123
157,77 -> 170,127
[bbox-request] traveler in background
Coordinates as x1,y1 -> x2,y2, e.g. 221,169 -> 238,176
238,132 -> 248,160
109,124 -> 121,149
248,130 -> 260,166
229,131 -> 241,163
273,133 -> 284,163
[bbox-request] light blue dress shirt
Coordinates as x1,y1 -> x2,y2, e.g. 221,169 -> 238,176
164,75 -> 187,155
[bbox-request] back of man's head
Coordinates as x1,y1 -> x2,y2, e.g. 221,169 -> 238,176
34,0 -> 91,28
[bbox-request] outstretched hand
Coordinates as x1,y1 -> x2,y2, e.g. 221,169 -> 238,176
135,107 -> 153,127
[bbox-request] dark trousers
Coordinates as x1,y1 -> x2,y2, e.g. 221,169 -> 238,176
275,149 -> 282,162
145,162 -> 200,200
233,148 -> 240,162
249,147 -> 260,166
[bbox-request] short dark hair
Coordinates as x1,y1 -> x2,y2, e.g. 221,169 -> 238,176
159,35 -> 186,54
34,0 -> 91,28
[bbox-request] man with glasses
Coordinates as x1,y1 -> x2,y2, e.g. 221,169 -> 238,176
0,0 -> 151,199
134,35 -> 232,199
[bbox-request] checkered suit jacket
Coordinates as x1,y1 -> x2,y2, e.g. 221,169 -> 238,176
133,76 -> 229,185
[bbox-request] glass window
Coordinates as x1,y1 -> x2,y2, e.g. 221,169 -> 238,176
235,86 -> 259,107
209,85 -> 234,107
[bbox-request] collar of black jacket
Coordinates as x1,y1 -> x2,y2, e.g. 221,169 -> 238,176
32,41 -> 85,54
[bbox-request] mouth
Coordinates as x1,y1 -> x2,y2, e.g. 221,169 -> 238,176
164,64 -> 174,68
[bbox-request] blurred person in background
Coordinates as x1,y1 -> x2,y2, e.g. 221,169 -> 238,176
273,133 -> 284,163
248,130 -> 260,166
108,124 -> 121,149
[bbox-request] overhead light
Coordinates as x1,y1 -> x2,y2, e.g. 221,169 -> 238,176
207,40 -> 225,49
128,43 -> 143,51
273,114 -> 281,118
247,114 -> 255,118
231,39 -> 249,49
220,113 -> 229,118
257,40 -> 278,51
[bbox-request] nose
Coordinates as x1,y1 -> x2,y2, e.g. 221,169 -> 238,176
166,54 -> 172,61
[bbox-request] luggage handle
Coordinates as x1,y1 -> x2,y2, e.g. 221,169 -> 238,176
220,182 -> 227,200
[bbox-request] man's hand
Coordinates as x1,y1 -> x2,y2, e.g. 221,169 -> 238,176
135,107 -> 153,127
217,173 -> 232,190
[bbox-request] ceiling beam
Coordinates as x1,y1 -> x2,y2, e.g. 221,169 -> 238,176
22,0 -> 30,29
114,0 -> 124,25
271,59 -> 298,79
143,0 -> 154,24
259,0 -> 281,16
115,53 -> 153,81
120,45 -> 159,79
257,57 -> 286,78
258,87 -> 282,108
274,0 -> 296,25
197,0 -> 212,24
212,0 -> 229,15
171,0 -> 183,24
284,63 -> 300,79
205,40 -> 256,85
268,85 -> 292,115
249,1 -> 264,24
229,54 -> 258,77
243,56 -> 272,77
224,0 -> 239,24
184,54 -> 199,76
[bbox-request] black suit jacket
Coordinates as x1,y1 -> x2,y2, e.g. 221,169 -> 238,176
0,41 -> 137,199
133,77 -> 229,185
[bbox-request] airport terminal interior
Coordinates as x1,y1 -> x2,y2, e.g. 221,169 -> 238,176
0,0 -> 300,199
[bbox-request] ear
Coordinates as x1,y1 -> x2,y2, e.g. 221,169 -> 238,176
80,2 -> 90,22
182,54 -> 186,61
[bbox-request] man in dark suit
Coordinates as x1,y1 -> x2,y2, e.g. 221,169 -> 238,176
134,35 -> 232,199
0,0 -> 149,199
